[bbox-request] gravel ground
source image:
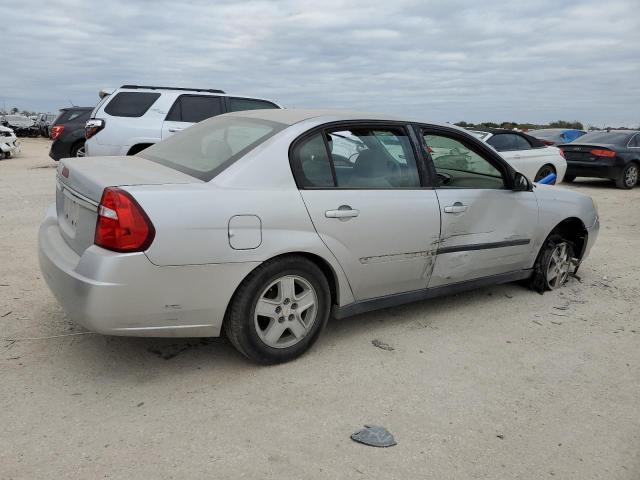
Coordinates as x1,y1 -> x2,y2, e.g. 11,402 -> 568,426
1,138 -> 639,479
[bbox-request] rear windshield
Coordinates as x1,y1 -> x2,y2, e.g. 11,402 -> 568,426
575,131 -> 632,146
56,109 -> 91,124
104,92 -> 161,117
139,115 -> 286,181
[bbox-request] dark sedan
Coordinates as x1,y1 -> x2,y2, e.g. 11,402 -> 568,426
560,130 -> 640,189
49,107 -> 93,160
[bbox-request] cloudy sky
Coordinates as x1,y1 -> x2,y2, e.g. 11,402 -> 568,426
2,0 -> 639,126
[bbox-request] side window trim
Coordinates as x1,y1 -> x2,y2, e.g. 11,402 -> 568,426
289,121 -> 429,190
416,125 -> 515,189
320,131 -> 339,187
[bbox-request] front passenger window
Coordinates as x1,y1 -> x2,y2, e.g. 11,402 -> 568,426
423,133 -> 505,189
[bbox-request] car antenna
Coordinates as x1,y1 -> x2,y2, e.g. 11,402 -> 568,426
68,99 -> 77,107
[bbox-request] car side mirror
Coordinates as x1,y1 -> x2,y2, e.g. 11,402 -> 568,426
513,172 -> 531,191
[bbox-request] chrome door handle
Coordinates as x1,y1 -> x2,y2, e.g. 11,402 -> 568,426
168,128 -> 183,133
444,203 -> 468,214
325,206 -> 360,218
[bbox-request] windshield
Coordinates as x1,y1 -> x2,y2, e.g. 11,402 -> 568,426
576,131 -> 632,146
139,115 -> 286,181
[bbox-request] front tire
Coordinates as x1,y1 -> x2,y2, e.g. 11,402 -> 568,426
224,256 -> 331,364
529,234 -> 575,293
615,162 -> 638,189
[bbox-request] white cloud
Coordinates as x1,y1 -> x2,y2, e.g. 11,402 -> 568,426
1,0 -> 638,126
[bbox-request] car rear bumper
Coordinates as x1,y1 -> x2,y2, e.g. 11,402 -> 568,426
566,160 -> 623,179
38,204 -> 259,337
49,138 -> 71,161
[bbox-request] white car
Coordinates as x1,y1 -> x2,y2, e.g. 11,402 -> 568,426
39,109 -> 599,364
468,128 -> 566,184
0,125 -> 20,159
85,84 -> 281,157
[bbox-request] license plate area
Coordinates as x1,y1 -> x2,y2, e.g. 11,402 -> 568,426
61,191 -> 81,235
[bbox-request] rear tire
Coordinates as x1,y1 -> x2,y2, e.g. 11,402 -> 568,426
563,175 -> 575,183
534,164 -> 557,184
529,233 -> 575,293
224,256 -> 331,364
71,141 -> 86,157
615,162 -> 638,189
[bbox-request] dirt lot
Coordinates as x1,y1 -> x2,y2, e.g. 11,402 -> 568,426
1,138 -> 639,479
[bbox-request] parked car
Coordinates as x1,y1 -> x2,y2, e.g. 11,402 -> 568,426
37,113 -> 58,137
39,109 -> 599,364
560,130 -> 640,189
0,125 -> 20,159
49,107 -> 94,160
467,128 -> 566,184
530,128 -> 586,145
85,84 -> 281,157
1,114 -> 38,137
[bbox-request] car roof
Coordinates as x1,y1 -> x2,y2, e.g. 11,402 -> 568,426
223,108 -> 454,129
59,106 -> 93,112
469,127 -> 524,135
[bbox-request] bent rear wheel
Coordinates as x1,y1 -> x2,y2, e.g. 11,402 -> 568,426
224,256 -> 330,364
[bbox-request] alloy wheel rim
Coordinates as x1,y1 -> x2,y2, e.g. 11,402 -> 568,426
625,165 -> 638,187
76,146 -> 86,157
546,242 -> 571,289
254,275 -> 318,349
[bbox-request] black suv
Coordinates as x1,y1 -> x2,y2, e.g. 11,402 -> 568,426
49,107 -> 94,160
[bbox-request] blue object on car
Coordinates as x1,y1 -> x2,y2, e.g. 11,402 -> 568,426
537,173 -> 557,185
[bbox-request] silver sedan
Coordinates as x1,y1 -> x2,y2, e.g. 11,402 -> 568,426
39,109 -> 599,363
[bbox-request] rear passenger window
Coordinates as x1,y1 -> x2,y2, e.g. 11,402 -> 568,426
166,95 -> 224,123
104,92 -> 161,117
291,126 -> 421,189
488,133 -> 531,151
228,98 -> 278,112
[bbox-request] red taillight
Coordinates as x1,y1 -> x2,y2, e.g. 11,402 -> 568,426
543,140 -> 555,146
559,148 -> 565,158
590,148 -> 616,158
85,118 -> 105,140
50,125 -> 65,140
95,187 -> 155,253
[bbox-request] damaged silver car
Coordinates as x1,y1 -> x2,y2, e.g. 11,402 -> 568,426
39,109 -> 599,363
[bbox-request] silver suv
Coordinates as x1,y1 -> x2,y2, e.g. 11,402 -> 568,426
85,85 -> 280,156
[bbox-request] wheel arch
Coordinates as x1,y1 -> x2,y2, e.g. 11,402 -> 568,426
127,143 -> 154,155
547,217 -> 588,260
223,251 -> 344,324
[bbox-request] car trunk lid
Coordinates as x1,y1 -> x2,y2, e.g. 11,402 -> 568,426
56,156 -> 200,255
559,143 -> 617,162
